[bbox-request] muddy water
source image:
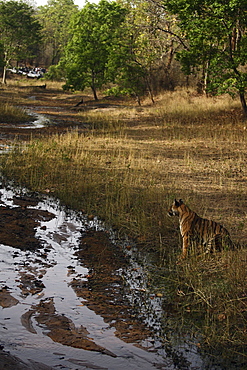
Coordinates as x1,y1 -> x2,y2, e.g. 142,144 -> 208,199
0,110 -> 51,154
0,109 -> 51,130
21,109 -> 51,129
0,182 -> 204,369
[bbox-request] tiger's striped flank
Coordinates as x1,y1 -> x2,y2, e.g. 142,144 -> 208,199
168,199 -> 233,258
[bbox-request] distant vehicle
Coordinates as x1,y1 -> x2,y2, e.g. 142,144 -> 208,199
18,70 -> 27,75
27,71 -> 43,79
7,67 -> 45,79
18,67 -> 29,75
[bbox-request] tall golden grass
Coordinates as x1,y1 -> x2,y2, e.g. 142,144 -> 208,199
0,88 -> 246,364
0,103 -> 30,123
1,90 -> 246,249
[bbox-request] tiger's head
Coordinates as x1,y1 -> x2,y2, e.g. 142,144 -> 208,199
168,199 -> 184,217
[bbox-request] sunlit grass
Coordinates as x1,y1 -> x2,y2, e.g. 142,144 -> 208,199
0,103 -> 30,123
1,90 -> 246,245
0,87 -> 246,364
2,132 -> 171,246
159,248 -> 247,364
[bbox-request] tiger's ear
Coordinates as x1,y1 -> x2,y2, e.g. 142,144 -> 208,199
179,199 -> 183,204
174,199 -> 180,206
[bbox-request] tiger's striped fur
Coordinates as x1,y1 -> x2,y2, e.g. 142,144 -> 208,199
168,199 -> 233,258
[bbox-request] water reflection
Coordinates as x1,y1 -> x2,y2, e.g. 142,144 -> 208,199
0,182 -> 204,369
23,109 -> 51,128
0,108 -> 51,130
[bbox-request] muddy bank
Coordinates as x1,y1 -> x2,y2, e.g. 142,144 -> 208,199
0,185 -> 244,369
0,200 -> 54,251
0,183 -> 184,370
0,88 -> 179,368
0,85 -> 115,146
72,230 -> 153,344
1,85 -> 245,369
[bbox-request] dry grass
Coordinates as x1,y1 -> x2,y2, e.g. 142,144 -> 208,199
1,88 -> 246,245
74,89 -> 247,244
3,76 -> 63,90
0,85 -> 246,364
159,248 -> 247,364
0,102 -> 30,123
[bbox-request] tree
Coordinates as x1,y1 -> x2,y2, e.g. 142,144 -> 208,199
112,0 -> 159,103
0,0 -> 41,84
0,41 -> 4,71
162,0 -> 247,117
61,0 -> 127,100
114,0 -> 182,103
37,0 -> 78,66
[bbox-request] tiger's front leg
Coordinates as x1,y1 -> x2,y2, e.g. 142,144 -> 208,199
182,233 -> 189,258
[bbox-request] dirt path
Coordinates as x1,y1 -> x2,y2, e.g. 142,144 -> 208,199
0,86 -> 89,145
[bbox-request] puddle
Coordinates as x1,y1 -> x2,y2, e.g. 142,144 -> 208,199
17,109 -> 51,129
0,108 -> 51,130
23,109 -> 51,128
0,182 -> 205,369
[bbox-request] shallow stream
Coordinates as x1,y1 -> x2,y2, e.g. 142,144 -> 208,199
0,182 -> 205,369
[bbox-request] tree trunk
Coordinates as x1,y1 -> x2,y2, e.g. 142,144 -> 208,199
146,78 -> 155,104
135,94 -> 141,106
91,71 -> 98,101
2,54 -> 9,84
91,85 -> 98,101
2,65 -> 7,84
203,60 -> 209,95
239,91 -> 247,119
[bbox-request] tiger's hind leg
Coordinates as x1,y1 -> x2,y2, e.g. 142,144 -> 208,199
215,234 -> 224,252
204,238 -> 213,254
220,233 -> 234,250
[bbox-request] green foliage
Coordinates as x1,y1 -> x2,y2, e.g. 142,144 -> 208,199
60,0 -> 127,100
44,0 -> 184,101
113,0 -> 181,100
113,60 -> 147,100
0,1 -> 41,63
104,86 -> 133,97
0,0 -> 41,83
44,64 -> 65,81
37,0 -> 78,65
0,41 -> 4,68
163,0 -> 247,114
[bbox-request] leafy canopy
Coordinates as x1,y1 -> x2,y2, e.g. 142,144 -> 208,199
61,0 -> 127,100
0,0 -> 41,64
37,0 -> 78,65
163,0 -> 247,114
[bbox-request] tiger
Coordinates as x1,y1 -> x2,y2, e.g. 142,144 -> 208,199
168,199 -> 233,258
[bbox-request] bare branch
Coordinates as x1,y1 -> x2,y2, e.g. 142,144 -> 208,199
156,26 -> 189,50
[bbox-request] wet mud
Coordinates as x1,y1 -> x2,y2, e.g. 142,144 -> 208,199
0,201 -> 54,251
72,231 -> 152,345
0,184 -> 181,369
0,89 -> 224,369
0,91 -> 180,368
